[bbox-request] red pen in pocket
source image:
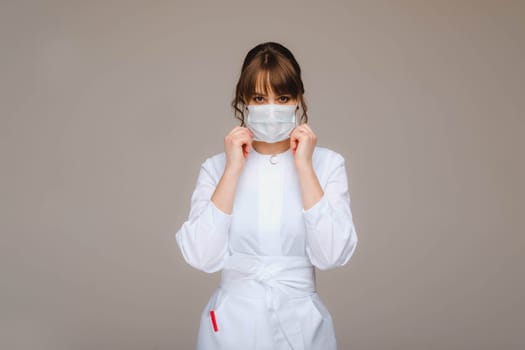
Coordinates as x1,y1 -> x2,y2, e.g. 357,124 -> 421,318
209,310 -> 218,332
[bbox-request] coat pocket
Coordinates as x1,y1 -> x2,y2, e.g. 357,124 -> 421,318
207,288 -> 228,332
308,293 -> 333,322
200,289 -> 258,349
302,294 -> 337,349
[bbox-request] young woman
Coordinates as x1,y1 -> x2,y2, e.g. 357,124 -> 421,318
176,42 -> 358,350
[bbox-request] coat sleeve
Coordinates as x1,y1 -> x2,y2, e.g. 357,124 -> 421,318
302,153 -> 358,270
175,158 -> 231,273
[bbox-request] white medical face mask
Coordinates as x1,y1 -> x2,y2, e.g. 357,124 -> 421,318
245,104 -> 298,143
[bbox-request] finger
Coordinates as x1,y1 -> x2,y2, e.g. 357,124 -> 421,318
244,134 -> 254,155
290,137 -> 298,154
295,126 -> 315,140
242,143 -> 250,158
297,124 -> 313,136
243,139 -> 252,153
236,128 -> 253,139
229,130 -> 253,144
290,127 -> 302,140
230,127 -> 248,137
239,133 -> 254,148
225,127 -> 244,142
301,123 -> 314,133
303,126 -> 317,140
228,126 -> 245,135
293,128 -> 308,139
234,139 -> 252,151
242,128 -> 254,139
233,127 -> 254,139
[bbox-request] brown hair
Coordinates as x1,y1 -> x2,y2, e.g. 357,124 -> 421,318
231,42 -> 308,126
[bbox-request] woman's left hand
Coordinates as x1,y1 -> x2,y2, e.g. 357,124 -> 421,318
290,124 -> 317,169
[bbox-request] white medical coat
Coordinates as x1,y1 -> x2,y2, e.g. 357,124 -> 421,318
176,146 -> 358,350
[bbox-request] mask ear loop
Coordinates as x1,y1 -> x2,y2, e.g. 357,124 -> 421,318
242,104 -> 249,126
295,104 -> 302,125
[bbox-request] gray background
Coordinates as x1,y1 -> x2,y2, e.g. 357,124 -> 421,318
1,1 -> 524,349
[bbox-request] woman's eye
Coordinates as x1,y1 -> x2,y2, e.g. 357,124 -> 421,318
254,96 -> 264,103
279,96 -> 290,103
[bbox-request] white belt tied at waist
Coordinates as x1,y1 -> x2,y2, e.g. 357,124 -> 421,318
220,254 -> 316,350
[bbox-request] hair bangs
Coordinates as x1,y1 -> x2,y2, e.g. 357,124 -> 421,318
241,59 -> 301,102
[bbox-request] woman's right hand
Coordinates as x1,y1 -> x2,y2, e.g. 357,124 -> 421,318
224,126 -> 253,173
